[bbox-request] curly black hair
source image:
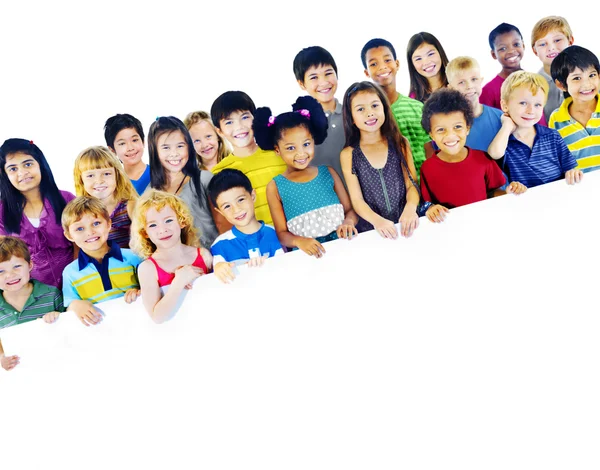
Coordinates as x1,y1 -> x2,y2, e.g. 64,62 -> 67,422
421,88 -> 474,133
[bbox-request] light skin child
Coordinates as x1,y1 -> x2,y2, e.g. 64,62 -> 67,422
64,213 -> 140,327
189,120 -> 221,171
298,64 -> 339,113
267,126 -> 358,258
341,90 -> 420,239
533,31 -> 574,75
109,128 -> 147,182
137,204 -> 213,323
79,165 -> 134,220
448,66 -> 486,117
213,187 -> 270,283
216,111 -> 258,157
555,66 -> 599,128
0,255 -> 60,371
488,86 -> 583,184
491,31 -> 525,79
157,130 -> 193,195
425,111 -> 527,223
411,43 -> 445,94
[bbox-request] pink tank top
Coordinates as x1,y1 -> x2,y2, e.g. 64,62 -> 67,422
148,248 -> 208,287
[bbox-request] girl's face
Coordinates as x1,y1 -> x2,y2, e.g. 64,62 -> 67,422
144,204 -> 183,251
274,126 -> 315,170
4,152 -> 42,194
189,120 -> 219,166
156,130 -> 189,175
411,43 -> 442,79
350,91 -> 385,134
81,167 -> 117,201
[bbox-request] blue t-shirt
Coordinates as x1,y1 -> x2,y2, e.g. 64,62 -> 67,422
467,105 -> 503,152
131,165 -> 151,195
211,222 -> 284,265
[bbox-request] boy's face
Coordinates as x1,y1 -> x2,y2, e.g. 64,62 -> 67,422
533,31 -> 574,67
81,167 -> 117,202
112,128 -> 144,166
215,187 -> 256,229
364,46 -> 399,88
428,112 -> 470,157
298,64 -> 338,107
492,31 -> 524,70
65,213 -> 111,252
4,152 -> 42,194
0,255 -> 32,293
501,86 -> 545,128
557,66 -> 599,103
217,110 -> 255,150
448,67 -> 484,107
144,204 -> 183,251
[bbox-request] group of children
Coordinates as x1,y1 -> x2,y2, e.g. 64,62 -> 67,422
1,16 -> 598,371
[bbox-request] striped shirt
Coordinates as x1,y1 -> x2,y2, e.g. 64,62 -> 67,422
503,124 -> 577,188
549,95 -> 600,173
390,94 -> 430,176
108,200 -> 131,249
0,280 -> 64,329
62,241 -> 141,307
211,222 -> 283,265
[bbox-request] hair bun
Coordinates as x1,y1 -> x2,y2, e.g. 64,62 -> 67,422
253,106 -> 276,150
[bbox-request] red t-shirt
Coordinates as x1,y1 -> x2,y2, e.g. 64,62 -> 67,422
420,148 -> 506,208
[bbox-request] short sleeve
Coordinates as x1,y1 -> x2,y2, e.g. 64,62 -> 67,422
53,288 -> 65,313
419,165 -> 433,203
484,156 -> 507,190
62,267 -> 81,308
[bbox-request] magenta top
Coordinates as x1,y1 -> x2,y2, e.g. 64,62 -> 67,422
0,190 -> 76,288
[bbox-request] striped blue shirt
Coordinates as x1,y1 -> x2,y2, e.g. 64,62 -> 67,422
211,222 -> 283,265
503,124 -> 577,188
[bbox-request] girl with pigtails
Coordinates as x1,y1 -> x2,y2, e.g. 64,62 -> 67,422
255,96 -> 359,258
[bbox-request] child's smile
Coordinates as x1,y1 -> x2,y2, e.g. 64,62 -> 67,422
275,126 -> 315,171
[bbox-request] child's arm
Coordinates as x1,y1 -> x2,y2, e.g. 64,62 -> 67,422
420,167 -> 449,223
200,247 -> 213,271
63,269 -> 103,326
266,180 -> 326,258
340,147 -> 398,239
399,143 -> 420,237
488,114 -> 517,159
0,339 -> 20,371
327,167 -> 358,239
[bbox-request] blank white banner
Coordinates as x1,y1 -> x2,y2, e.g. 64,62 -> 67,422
2,171 -> 599,470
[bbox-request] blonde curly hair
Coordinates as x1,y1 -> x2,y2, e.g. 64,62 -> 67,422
130,189 -> 200,259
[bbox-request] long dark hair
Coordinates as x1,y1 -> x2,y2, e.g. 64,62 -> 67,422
406,32 -> 449,102
0,138 -> 67,234
148,116 -> 209,212
342,81 -> 410,162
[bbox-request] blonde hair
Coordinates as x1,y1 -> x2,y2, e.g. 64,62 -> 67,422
130,189 -> 200,259
73,146 -> 138,203
500,71 -> 549,103
61,196 -> 110,233
0,236 -> 31,263
183,111 -> 230,169
446,56 -> 480,83
531,16 -> 573,48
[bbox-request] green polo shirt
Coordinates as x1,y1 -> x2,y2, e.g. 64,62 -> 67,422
0,280 -> 64,330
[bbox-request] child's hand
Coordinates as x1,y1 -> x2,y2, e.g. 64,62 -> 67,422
124,288 -> 141,304
70,300 -> 103,327
173,265 -> 204,287
426,204 -> 449,223
247,254 -> 269,268
399,207 -> 419,237
374,218 -> 398,239
214,261 -> 236,284
42,311 -> 60,324
506,181 -> 527,195
336,223 -> 358,240
1,353 -> 19,371
296,238 -> 326,258
565,169 -> 583,185
501,113 -> 518,133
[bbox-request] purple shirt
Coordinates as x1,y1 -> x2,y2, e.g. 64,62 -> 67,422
0,190 -> 75,288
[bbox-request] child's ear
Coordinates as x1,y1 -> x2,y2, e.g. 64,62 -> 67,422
274,144 -> 281,156
532,46 -> 539,58
568,35 -> 575,46
363,69 -> 370,79
490,50 -> 497,60
64,230 -> 74,243
28,261 -> 34,272
251,189 -> 257,203
500,99 -> 509,113
297,79 -> 307,91
555,79 -> 568,93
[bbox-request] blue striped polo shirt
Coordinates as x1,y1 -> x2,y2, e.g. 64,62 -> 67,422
503,124 -> 578,188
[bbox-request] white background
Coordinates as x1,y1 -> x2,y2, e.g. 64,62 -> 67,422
1,2 -> 599,469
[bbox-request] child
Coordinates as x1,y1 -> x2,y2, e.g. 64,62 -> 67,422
131,189 -> 212,324
61,197 -> 141,327
446,56 -> 504,152
406,32 -> 449,103
480,23 -> 525,111
341,81 -> 422,239
0,139 -> 75,288
184,110 -> 231,172
148,116 -> 218,249
549,46 -> 600,173
73,146 -> 138,249
361,38 -> 432,175
488,71 -> 583,188
210,91 -> 286,227
293,46 -> 346,184
208,169 -> 284,283
0,236 -> 63,371
532,16 -> 575,122
104,113 -> 150,195
254,96 -> 358,258
419,89 -> 527,223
